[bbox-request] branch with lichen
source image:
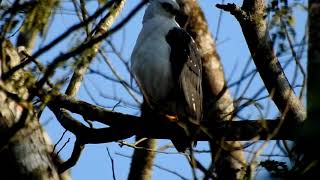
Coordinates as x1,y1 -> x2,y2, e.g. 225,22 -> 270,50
216,1 -> 306,124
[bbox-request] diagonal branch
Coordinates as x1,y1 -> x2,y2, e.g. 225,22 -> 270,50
216,1 -> 306,124
65,0 -> 126,96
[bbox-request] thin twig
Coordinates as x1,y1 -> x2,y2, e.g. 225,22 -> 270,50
88,68 -> 140,94
1,0 -> 117,80
280,18 -> 306,86
99,50 -> 141,104
111,101 -> 121,111
195,159 -> 217,179
51,129 -> 68,156
215,0 -> 225,42
83,80 -> 104,106
58,139 -> 85,173
56,138 -> 70,158
35,0 -> 147,94
106,147 -> 116,180
115,152 -> 190,180
117,140 -> 183,155
106,40 -> 133,79
153,163 -> 191,180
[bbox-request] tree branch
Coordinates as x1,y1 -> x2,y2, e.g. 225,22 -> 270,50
65,0 -> 126,96
34,0 -> 147,91
57,1 -> 127,171
216,1 -> 306,124
42,90 -> 297,141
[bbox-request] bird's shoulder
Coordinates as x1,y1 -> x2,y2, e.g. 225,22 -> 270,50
165,27 -> 202,77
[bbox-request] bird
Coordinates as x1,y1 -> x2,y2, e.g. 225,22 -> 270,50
131,0 -> 202,152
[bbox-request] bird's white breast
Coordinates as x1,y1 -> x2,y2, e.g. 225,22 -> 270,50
131,16 -> 179,102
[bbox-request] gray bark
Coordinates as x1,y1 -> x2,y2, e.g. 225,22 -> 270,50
176,0 -> 246,179
0,41 -> 68,179
216,0 -> 306,124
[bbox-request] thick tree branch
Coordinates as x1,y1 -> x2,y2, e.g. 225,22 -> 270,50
47,101 -> 136,143
216,1 -> 306,124
37,80 -> 297,173
54,107 -> 296,142
42,90 -> 297,141
128,136 -> 156,180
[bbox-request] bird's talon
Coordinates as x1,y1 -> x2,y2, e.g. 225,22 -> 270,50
165,115 -> 178,122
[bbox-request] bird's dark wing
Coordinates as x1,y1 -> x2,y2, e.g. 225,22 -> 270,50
166,27 -> 203,152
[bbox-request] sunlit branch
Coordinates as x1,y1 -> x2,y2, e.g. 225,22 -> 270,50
216,2 -> 306,123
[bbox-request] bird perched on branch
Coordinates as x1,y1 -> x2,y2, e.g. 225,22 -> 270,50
131,0 -> 203,152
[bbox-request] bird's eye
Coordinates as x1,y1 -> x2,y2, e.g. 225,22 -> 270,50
161,2 -> 174,13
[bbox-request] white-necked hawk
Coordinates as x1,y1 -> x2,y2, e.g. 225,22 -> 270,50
131,0 -> 202,152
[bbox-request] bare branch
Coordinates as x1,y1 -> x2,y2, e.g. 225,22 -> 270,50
35,88 -> 298,142
1,0 -> 117,80
216,1 -> 306,123
99,49 -> 141,103
56,138 -> 71,159
58,139 -> 84,174
34,0 -> 147,92
51,129 -> 68,157
65,0 -> 126,96
106,147 -> 117,180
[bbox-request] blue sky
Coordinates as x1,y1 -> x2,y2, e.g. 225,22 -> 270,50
33,0 -> 308,179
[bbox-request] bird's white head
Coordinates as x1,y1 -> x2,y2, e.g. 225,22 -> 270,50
143,0 -> 180,23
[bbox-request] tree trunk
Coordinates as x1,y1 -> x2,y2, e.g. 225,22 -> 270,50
0,40 -> 68,179
297,0 -> 320,177
176,0 -> 245,179
306,0 -> 320,141
128,137 -> 156,180
128,102 -> 156,180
